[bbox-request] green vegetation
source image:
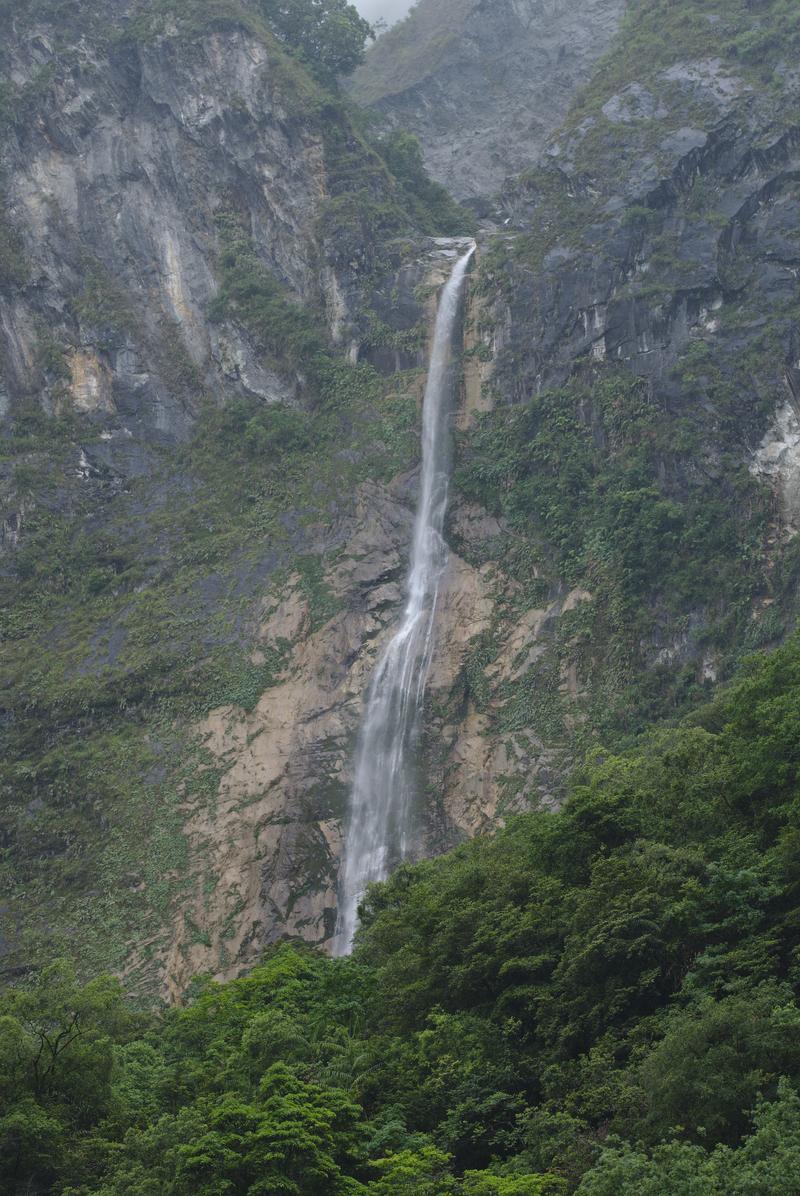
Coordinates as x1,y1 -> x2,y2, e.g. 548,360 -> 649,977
378,130 -> 474,237
126,0 -> 372,79
66,257 -> 136,342
455,366 -> 771,741
257,0 -> 372,76
210,207 -> 329,376
0,43 -> 434,965
0,357 -> 419,978
105,0 -> 368,78
487,0 -> 800,281
0,0 -> 470,985
3,0 -> 800,1191
576,0 -> 800,106
6,634 -> 800,1191
463,0 -> 800,755
0,202 -> 28,289
318,115 -> 473,276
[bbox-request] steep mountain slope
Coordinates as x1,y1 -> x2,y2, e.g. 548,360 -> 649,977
3,2 -> 800,1190
0,0 -> 476,992
4,627 -> 800,1194
349,0 -> 628,199
0,0 -> 441,430
2,0 -> 800,1004
441,0 -> 800,799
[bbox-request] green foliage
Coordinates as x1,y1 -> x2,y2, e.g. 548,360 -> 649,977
243,405 -> 311,456
620,205 -> 661,231
0,948 -> 570,1194
210,208 -> 330,376
5,4 -> 800,1195
0,961 -> 137,1194
572,0 -> 800,120
257,0 -> 372,76
632,986 -> 800,1146
378,130 -> 475,237
455,367 -> 769,738
0,325 -> 419,984
367,1145 -> 458,1194
34,331 -> 71,383
318,189 -> 410,273
0,203 -> 28,289
466,3 -> 800,761
458,373 -> 761,610
67,257 -> 135,343
351,632 -> 800,1167
172,1066 -> 365,1195
726,3 -> 800,71
575,1080 -> 800,1194
0,616 -> 799,1192
317,110 -> 473,274
462,1175 -> 567,1196
8,635 -> 800,1191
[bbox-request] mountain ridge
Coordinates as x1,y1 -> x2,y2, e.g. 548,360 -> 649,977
1,0 -> 800,1000
350,0 -> 628,199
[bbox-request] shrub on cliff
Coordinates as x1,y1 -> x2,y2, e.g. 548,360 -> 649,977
258,0 -> 373,75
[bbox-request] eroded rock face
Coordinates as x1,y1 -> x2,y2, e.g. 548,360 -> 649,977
154,212 -> 612,991
158,248 -> 535,989
163,486 -> 578,991
751,398 -> 800,538
169,481 -> 409,990
350,0 -> 627,200
5,0 -> 800,1001
1,22 -> 332,446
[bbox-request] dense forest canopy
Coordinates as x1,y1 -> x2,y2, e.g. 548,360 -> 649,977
4,633 -> 800,1192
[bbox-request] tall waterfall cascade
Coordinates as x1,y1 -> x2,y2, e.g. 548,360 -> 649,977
334,242 -> 476,955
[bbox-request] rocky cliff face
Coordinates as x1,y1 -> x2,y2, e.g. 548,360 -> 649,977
0,1 -> 481,992
3,0 -> 800,999
1,19 -> 328,443
449,2 -> 800,774
159,242 -> 516,995
350,0 -> 627,200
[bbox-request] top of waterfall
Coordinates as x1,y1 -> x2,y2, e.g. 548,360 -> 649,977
433,237 -> 477,247
431,238 -> 477,263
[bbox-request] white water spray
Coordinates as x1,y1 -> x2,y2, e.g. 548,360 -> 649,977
334,242 -> 475,955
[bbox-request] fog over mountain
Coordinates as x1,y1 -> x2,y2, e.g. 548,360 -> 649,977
355,0 -> 413,27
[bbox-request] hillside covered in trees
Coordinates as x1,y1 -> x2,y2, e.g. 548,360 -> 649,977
4,632 -> 800,1192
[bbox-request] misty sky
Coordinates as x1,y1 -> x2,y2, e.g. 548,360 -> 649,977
355,0 -> 414,27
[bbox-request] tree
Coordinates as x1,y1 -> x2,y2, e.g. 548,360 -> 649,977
635,986 -> 800,1146
0,961 -> 134,1193
366,1146 -> 458,1195
259,0 -> 373,75
378,131 -> 473,235
575,1080 -> 800,1195
461,1174 -> 567,1196
173,1066 -> 366,1196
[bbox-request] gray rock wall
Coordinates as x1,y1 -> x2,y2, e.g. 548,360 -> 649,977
351,0 -> 627,199
1,22 -> 330,449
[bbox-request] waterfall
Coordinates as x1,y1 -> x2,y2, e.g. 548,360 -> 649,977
333,242 -> 476,956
